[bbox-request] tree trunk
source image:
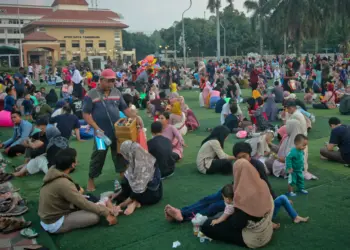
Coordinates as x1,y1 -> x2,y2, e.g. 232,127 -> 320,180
315,38 -> 319,54
216,6 -> 221,60
259,16 -> 264,56
284,33 -> 287,55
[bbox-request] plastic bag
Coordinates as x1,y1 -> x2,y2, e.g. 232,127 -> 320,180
137,128 -> 148,151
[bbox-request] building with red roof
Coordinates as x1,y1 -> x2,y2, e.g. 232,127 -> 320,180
0,0 -> 134,68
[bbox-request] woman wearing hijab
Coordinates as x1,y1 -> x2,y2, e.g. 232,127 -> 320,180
71,66 -> 83,99
196,126 -> 236,174
201,159 -> 274,248
46,126 -> 69,169
313,84 -> 337,109
116,141 -> 162,216
169,101 -> 187,136
159,112 -> 186,162
45,89 -> 58,108
34,97 -> 52,120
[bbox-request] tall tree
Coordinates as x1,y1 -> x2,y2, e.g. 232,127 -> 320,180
207,0 -> 233,60
244,0 -> 271,56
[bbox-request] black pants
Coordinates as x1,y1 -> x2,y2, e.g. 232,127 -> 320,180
206,159 -> 232,174
312,103 -> 328,109
119,178 -> 163,206
73,83 -> 83,99
6,145 -> 26,157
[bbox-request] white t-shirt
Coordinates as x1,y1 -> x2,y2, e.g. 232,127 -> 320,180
28,66 -> 33,73
221,103 -> 231,125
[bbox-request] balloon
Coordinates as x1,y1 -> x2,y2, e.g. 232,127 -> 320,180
145,55 -> 154,63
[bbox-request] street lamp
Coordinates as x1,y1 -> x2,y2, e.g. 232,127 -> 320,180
173,21 -> 178,60
17,0 -> 23,67
220,21 -> 226,58
182,0 -> 192,69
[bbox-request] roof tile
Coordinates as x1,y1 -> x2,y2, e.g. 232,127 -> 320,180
51,0 -> 88,7
23,32 -> 57,42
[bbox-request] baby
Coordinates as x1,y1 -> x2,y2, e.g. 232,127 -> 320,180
210,184 -> 234,226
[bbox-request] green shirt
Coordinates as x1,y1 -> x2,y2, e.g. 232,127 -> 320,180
286,147 -> 304,172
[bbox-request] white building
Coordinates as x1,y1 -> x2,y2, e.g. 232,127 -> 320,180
0,4 -> 51,67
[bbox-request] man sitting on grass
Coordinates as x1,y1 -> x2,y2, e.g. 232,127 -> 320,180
38,148 -> 117,234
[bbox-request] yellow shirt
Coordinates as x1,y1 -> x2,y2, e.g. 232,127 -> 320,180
170,83 -> 177,93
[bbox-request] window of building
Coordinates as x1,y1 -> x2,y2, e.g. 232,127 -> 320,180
72,40 -> 80,48
37,27 -> 46,32
115,41 -> 121,48
0,39 -> 5,44
8,39 -> 20,44
20,20 -> 24,24
9,19 -> 19,24
85,40 -> 93,48
98,40 -> 106,48
72,56 -> 80,61
0,29 -> 4,34
59,41 -> 66,48
114,31 -> 121,39
8,29 -> 20,34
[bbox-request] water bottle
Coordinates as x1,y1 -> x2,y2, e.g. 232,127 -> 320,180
97,130 -> 112,146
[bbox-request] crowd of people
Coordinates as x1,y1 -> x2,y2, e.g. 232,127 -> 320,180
0,53 -> 349,248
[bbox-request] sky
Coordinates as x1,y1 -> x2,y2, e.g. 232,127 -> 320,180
0,0 -> 247,33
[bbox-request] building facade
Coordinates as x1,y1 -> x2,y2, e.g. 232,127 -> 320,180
0,0 -> 135,68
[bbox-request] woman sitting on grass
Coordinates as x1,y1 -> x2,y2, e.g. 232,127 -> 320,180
200,159 -> 274,248
169,101 -> 187,136
196,126 -> 235,174
113,140 -> 162,216
159,112 -> 186,162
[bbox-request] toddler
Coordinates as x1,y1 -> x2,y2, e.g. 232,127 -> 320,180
286,134 -> 309,196
210,184 -> 234,226
21,93 -> 33,121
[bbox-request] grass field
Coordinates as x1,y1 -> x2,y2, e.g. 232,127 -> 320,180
2,87 -> 350,250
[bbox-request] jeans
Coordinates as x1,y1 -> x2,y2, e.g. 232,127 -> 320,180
273,195 -> 298,220
180,190 -> 225,221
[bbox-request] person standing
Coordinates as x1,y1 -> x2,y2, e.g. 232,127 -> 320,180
71,66 -> 83,99
13,67 -> 25,98
321,57 -> 330,95
83,69 -> 132,192
28,64 -> 34,79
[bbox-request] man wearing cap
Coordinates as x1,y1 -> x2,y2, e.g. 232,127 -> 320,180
321,57 -> 330,95
83,69 -> 132,191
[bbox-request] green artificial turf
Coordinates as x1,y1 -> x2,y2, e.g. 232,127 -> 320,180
2,88 -> 350,249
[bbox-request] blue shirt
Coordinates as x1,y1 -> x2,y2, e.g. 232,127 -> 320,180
83,87 -> 128,139
4,95 -> 15,112
329,125 -> 350,163
215,98 -> 226,113
22,99 -> 33,113
13,72 -> 25,93
50,114 -> 80,139
3,120 -> 33,148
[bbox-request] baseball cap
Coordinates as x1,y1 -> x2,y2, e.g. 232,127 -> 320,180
285,100 -> 297,107
100,69 -> 116,79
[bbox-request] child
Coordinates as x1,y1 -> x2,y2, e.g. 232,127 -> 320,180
40,87 -> 46,98
215,91 -> 226,113
21,93 -> 33,121
4,86 -> 16,112
286,134 -> 309,196
223,104 -> 239,133
210,184 -> 234,226
170,82 -> 178,93
253,97 -> 272,131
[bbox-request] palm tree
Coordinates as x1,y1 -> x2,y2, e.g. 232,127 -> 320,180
333,0 -> 350,52
268,0 -> 326,56
244,0 -> 271,56
207,0 -> 233,60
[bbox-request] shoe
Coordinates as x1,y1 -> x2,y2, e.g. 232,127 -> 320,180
300,189 -> 309,194
287,192 -> 297,197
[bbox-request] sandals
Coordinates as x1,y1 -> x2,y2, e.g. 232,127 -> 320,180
0,197 -> 28,216
21,228 -> 39,239
2,219 -> 32,234
0,173 -> 13,184
0,185 -> 20,194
